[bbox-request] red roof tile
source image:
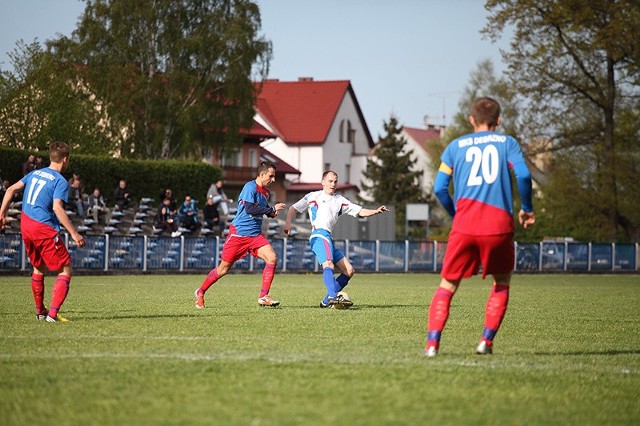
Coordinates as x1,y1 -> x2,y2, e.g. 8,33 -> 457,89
403,126 -> 442,152
255,79 -> 352,145
240,119 -> 275,139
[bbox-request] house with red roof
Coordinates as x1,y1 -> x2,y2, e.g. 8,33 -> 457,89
204,118 -> 301,203
400,122 -> 444,195
254,78 -> 375,201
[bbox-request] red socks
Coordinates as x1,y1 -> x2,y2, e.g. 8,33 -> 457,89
198,263 -> 276,298
426,287 -> 454,349
31,273 -> 46,315
48,275 -> 71,319
260,263 -> 276,297
426,283 -> 510,351
198,268 -> 219,294
481,284 -> 510,345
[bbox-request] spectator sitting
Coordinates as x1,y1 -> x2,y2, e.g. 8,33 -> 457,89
178,195 -> 201,233
22,154 -> 36,176
114,179 -> 133,210
159,188 -> 178,217
35,155 -> 46,169
155,197 -> 181,237
68,173 -> 88,217
203,196 -> 223,234
207,179 -> 230,216
87,188 -> 112,225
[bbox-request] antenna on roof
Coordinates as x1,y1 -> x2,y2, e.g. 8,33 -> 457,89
428,92 -> 459,126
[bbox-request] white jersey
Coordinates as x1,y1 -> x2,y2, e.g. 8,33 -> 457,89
292,190 -> 362,235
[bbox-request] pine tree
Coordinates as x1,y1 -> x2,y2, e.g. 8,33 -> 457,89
360,116 -> 427,238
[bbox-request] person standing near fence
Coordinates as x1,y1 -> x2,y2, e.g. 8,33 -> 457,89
194,161 -> 286,308
0,141 -> 86,322
284,170 -> 388,308
424,97 -> 535,357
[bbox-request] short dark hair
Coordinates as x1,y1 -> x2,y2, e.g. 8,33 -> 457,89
257,161 -> 276,175
49,141 -> 70,163
322,170 -> 338,180
471,97 -> 501,127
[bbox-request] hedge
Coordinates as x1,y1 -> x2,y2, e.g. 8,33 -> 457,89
0,147 -> 222,206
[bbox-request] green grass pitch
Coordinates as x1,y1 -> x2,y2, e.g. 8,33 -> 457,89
1,273 -> 639,425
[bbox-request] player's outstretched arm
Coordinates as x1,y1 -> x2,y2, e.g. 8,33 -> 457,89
358,205 -> 389,218
268,202 -> 287,218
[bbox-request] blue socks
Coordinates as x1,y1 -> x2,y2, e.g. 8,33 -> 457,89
322,270 -> 352,305
322,267 -> 339,304
336,273 -> 350,291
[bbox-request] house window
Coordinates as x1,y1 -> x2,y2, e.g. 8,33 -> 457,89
347,121 -> 356,143
248,149 -> 257,168
340,119 -> 354,143
221,150 -> 240,167
345,164 -> 350,183
324,163 -> 331,172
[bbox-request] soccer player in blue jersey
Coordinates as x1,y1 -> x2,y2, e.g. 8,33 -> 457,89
0,142 -> 86,322
284,171 -> 388,308
195,161 -> 286,308
424,97 -> 535,357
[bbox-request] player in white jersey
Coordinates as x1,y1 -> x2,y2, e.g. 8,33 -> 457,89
284,171 -> 388,308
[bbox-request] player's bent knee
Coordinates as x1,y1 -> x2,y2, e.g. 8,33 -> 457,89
322,261 -> 334,270
51,264 -> 73,277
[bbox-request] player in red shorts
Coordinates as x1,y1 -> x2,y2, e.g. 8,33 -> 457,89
424,97 -> 535,356
0,141 -> 86,322
194,161 -> 286,308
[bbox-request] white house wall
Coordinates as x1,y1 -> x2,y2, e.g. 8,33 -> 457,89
322,93 -> 370,184
256,91 -> 372,186
400,129 -> 435,195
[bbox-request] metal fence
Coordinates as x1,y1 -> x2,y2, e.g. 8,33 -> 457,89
1,233 -> 638,273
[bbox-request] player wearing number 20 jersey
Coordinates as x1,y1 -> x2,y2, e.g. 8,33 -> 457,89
425,97 -> 535,358
434,131 -> 533,235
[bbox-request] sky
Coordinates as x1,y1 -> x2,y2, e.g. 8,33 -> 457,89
0,0 -> 511,136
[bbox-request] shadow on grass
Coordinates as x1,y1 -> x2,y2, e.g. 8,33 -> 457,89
58,310 -> 234,320
532,349 -> 640,356
246,303 -> 424,311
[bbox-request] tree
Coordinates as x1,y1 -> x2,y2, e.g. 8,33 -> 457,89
49,0 -> 272,159
484,0 -> 640,241
427,60 -> 523,170
360,116 -> 428,239
425,60 -> 546,241
0,41 -> 113,154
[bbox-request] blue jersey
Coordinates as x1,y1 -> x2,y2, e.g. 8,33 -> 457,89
232,180 -> 271,236
20,168 -> 69,233
436,131 -> 532,235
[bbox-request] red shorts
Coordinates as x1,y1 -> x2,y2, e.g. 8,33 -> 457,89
23,234 -> 71,272
440,230 -> 514,280
220,225 -> 271,264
